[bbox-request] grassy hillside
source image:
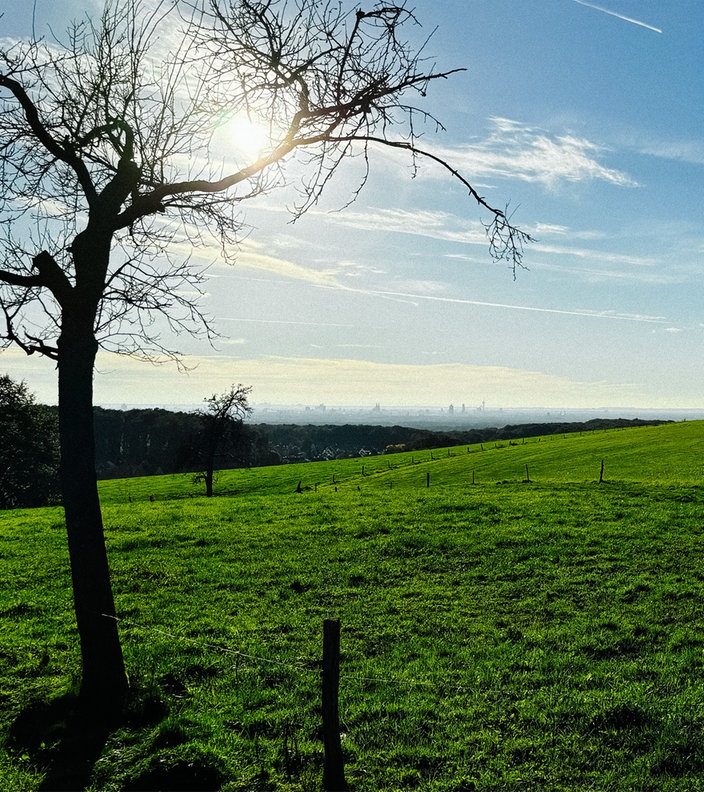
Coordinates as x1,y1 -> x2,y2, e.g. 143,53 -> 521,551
99,419 -> 704,503
2,421 -> 704,790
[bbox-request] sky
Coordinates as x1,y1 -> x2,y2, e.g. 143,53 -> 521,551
1,0 -> 703,412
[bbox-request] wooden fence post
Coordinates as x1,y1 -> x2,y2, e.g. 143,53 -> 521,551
322,619 -> 348,791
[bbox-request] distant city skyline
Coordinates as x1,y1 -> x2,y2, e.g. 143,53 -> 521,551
1,0 -> 702,410
94,401 -> 704,433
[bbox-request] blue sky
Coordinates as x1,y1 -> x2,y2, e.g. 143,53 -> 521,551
1,0 -> 703,410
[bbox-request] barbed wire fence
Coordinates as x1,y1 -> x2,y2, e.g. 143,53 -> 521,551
102,612 -> 486,694
101,610 -> 490,788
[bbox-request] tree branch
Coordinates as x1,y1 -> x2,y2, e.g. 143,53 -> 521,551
329,134 -> 533,275
2,303 -> 59,359
0,268 -> 43,289
0,251 -> 74,304
31,251 -> 73,305
113,140 -> 296,230
0,73 -> 98,205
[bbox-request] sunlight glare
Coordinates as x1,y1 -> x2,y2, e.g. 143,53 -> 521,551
227,115 -> 270,161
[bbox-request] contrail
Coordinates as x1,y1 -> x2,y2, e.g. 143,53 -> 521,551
572,0 -> 662,33
319,284 -> 668,325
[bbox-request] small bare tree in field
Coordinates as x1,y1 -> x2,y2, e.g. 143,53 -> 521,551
195,383 -> 252,497
0,0 -> 530,718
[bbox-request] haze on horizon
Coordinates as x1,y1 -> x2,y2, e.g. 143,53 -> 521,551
1,0 -> 702,412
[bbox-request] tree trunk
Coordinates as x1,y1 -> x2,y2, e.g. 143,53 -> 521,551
58,322 -> 128,718
204,418 -> 217,497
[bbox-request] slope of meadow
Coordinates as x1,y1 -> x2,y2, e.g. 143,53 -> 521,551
1,421 -> 704,790
97,420 -> 704,504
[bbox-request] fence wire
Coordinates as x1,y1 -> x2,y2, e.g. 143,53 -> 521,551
101,612 -> 483,695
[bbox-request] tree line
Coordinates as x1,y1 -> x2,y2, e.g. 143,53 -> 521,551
0,375 -> 60,509
0,377 -> 269,508
92,405 -> 278,479
262,418 -> 670,460
2,374 -> 669,510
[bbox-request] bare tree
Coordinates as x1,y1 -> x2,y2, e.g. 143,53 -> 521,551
195,383 -> 252,497
0,0 -> 531,718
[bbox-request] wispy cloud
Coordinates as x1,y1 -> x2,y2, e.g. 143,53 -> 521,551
533,259 -> 679,286
637,138 -> 704,166
208,230 -> 669,319
427,118 -> 636,189
219,240 -> 345,288
320,283 -> 667,325
219,316 -> 355,329
407,294 -> 663,324
310,205 -> 670,285
571,0 -> 662,33
218,209 -> 674,292
320,207 -> 487,246
533,242 -> 657,268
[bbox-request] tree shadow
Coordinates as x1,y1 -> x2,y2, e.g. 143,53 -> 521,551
7,692 -> 114,791
6,683 -> 231,790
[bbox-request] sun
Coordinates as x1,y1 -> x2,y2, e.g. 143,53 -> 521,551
226,115 -> 270,160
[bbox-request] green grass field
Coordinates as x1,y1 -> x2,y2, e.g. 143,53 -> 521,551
2,421 -> 704,790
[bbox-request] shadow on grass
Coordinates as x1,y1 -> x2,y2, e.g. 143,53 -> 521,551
6,686 -> 225,791
7,692 -> 112,791
121,744 -> 226,791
